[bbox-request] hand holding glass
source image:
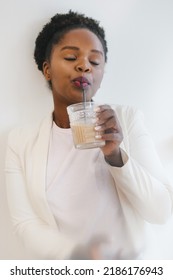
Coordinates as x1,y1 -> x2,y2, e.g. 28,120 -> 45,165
67,102 -> 105,149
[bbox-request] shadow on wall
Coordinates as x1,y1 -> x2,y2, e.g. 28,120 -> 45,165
144,135 -> 173,259
157,136 -> 173,183
160,137 -> 173,161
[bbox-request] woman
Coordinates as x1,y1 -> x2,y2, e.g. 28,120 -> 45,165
5,10 -> 173,259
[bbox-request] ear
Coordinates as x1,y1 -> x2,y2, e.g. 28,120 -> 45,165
43,61 -> 51,81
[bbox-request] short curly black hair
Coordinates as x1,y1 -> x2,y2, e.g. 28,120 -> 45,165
34,10 -> 108,72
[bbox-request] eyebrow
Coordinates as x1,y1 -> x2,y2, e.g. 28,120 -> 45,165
60,46 -> 103,56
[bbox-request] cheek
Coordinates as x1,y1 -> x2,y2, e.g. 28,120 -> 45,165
94,69 -> 104,87
50,60 -> 69,76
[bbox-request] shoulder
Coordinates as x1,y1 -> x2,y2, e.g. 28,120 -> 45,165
113,104 -> 144,126
7,113 -> 53,149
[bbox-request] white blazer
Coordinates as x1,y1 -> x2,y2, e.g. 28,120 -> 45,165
5,105 -> 173,259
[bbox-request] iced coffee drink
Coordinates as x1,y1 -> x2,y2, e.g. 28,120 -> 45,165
67,102 -> 105,149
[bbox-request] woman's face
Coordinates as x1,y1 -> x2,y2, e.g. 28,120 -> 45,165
43,28 -> 105,106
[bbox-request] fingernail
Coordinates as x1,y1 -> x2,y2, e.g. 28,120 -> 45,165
95,125 -> 102,131
95,135 -> 102,139
94,106 -> 101,112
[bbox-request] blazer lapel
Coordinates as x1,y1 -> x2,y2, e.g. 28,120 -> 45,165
30,113 -> 57,227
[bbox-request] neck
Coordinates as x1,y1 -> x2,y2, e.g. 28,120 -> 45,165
53,108 -> 70,129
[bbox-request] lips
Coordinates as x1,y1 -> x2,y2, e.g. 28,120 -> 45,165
72,77 -> 90,89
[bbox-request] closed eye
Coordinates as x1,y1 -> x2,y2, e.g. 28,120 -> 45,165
90,61 -> 100,66
64,57 -> 76,61
64,57 -> 100,65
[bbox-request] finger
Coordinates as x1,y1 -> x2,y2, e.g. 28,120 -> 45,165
96,109 -> 115,125
101,131 -> 123,142
95,116 -> 120,132
94,104 -> 112,113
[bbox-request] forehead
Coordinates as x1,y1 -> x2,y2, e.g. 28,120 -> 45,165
58,28 -> 104,52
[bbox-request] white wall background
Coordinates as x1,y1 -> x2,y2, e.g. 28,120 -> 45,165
0,0 -> 173,259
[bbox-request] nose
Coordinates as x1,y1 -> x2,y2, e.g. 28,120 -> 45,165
75,59 -> 91,73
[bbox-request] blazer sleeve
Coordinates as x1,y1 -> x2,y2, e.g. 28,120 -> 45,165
5,129 -> 76,260
107,107 -> 173,224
